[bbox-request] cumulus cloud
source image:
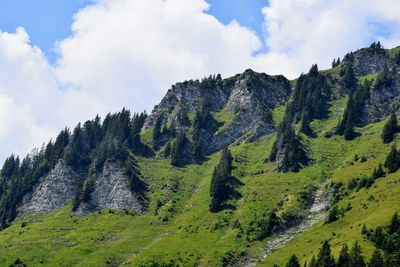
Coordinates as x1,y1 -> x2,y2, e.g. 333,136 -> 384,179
0,0 -> 400,162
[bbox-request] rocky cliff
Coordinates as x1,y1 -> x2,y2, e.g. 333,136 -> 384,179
144,69 -> 291,156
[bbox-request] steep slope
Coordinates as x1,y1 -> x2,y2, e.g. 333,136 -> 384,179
0,44 -> 399,267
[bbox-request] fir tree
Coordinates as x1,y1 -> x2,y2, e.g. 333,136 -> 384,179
316,240 -> 335,267
286,255 -> 301,267
341,64 -> 358,93
384,144 -> 400,173
337,244 -> 350,267
309,256 -> 317,267
349,242 -> 365,267
152,116 -> 163,147
372,164 -> 385,179
389,212 -> 399,234
209,147 -> 241,212
381,111 -> 398,143
170,132 -> 188,167
368,249 -> 384,267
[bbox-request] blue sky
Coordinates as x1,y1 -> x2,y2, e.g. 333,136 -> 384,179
0,0 -> 399,162
0,0 -> 267,61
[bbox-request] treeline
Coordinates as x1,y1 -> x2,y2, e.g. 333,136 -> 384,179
0,109 -> 149,228
270,64 -> 328,172
284,238 -> 399,267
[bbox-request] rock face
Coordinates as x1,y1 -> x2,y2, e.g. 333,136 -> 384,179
78,162 -> 144,214
342,48 -> 395,76
144,69 -> 291,155
19,160 -> 79,213
19,160 -> 144,214
364,65 -> 400,122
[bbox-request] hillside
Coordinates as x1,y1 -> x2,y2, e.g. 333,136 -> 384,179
0,43 -> 399,266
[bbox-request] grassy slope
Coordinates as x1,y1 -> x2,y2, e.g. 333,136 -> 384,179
1,59 -> 400,266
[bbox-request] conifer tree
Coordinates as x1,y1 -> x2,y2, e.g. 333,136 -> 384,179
368,249 -> 384,267
372,164 -> 385,179
337,244 -> 350,267
316,240 -> 336,267
389,212 -> 399,234
286,255 -> 301,267
309,256 -> 317,267
381,111 -> 398,143
209,147 -> 241,212
341,64 -> 358,93
152,116 -> 163,147
384,144 -> 400,173
170,132 -> 188,167
349,242 -> 365,267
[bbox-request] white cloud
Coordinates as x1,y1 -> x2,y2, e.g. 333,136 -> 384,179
0,0 -> 400,163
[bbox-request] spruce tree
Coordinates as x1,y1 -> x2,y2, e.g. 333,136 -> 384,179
170,132 -> 187,167
389,212 -> 399,234
372,164 -> 385,179
384,144 -> 400,173
209,147 -> 241,212
341,64 -> 358,93
309,256 -> 317,267
316,240 -> 335,267
336,244 -> 350,267
381,111 -> 398,143
286,255 -> 301,267
349,242 -> 365,267
368,249 -> 384,267
152,116 -> 162,148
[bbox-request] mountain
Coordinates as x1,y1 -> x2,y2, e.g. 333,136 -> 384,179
0,43 -> 399,266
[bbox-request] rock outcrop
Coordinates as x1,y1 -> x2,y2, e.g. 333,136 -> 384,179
342,47 -> 395,76
19,160 -> 79,213
144,69 -> 291,155
77,162 -> 144,214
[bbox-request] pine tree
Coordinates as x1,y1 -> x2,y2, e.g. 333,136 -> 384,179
152,116 -> 163,148
316,240 -> 336,267
170,132 -> 188,167
209,147 -> 241,212
309,256 -> 317,267
286,255 -> 301,267
372,164 -> 385,179
381,111 -> 398,143
300,111 -> 314,137
337,244 -> 350,267
368,249 -> 384,267
389,212 -> 399,234
349,242 -> 365,267
341,64 -> 358,93
384,144 -> 400,173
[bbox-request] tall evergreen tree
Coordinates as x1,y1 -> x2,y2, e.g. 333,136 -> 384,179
389,212 -> 399,234
381,111 -> 398,143
286,255 -> 301,267
336,244 -> 350,267
341,64 -> 358,93
209,147 -> 241,212
170,132 -> 188,167
368,249 -> 384,267
349,242 -> 365,267
316,240 -> 336,267
384,144 -> 400,173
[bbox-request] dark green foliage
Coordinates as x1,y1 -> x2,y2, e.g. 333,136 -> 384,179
395,51 -> 400,65
316,240 -> 335,267
286,255 -> 301,267
349,242 -> 365,267
309,256 -> 316,267
152,116 -> 163,148
381,111 -> 398,143
326,206 -> 340,224
374,65 -> 393,90
209,147 -> 242,212
9,258 -> 27,267
293,64 -> 330,121
372,164 -> 385,179
369,41 -> 383,51
170,132 -> 188,167
125,153 -> 148,202
337,81 -> 371,140
248,211 -> 281,241
384,145 -> 400,173
337,244 -> 350,267
340,64 -> 358,94
81,176 -> 95,203
270,103 -> 309,172
0,109 -> 150,226
300,111 -> 315,137
332,57 -> 341,68
368,249 -> 384,267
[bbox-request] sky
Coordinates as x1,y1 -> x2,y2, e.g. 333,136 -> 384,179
0,0 -> 399,163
